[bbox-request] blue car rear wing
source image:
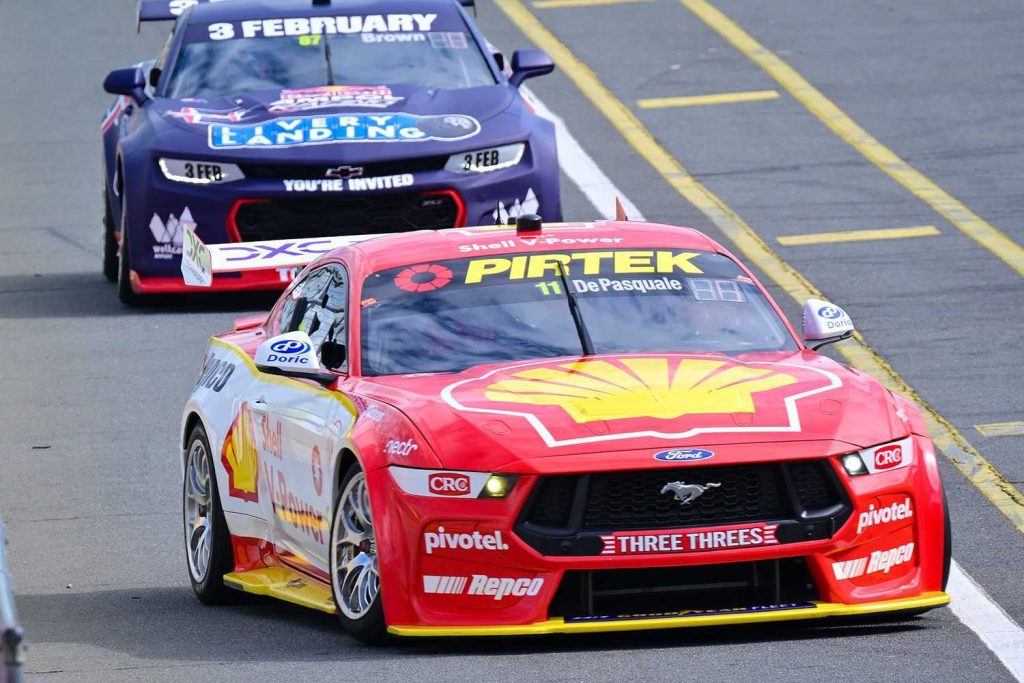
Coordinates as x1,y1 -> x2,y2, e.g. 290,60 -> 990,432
137,0 -> 205,27
180,225 -> 388,287
138,0 -> 476,30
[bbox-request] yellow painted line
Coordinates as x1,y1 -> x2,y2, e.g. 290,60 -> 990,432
977,422 -> 1024,438
390,593 -> 950,636
778,225 -> 940,247
534,0 -> 651,8
638,89 -> 779,109
680,0 -> 1024,279
491,0 -> 1024,533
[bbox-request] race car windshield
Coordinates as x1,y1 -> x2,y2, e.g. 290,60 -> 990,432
167,26 -> 494,99
359,249 -> 799,376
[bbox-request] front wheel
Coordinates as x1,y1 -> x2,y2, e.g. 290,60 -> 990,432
941,486 -> 952,591
183,423 -> 235,604
102,188 -> 118,282
117,195 -> 141,306
330,462 -> 387,643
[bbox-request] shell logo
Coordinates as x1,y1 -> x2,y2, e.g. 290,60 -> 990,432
221,402 -> 259,502
483,357 -> 798,424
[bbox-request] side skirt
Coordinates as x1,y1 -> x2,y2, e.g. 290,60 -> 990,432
224,567 -> 336,614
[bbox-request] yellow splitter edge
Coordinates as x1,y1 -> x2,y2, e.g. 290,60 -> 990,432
388,592 -> 950,637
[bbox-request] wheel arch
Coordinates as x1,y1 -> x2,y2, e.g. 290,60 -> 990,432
333,447 -> 359,502
182,411 -> 205,470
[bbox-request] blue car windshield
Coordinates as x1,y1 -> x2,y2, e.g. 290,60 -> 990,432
167,29 -> 494,99
359,249 -> 799,376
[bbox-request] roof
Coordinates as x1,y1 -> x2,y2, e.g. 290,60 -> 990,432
345,220 -> 726,273
187,0 -> 463,23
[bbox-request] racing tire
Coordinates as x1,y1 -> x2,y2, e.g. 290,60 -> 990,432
183,422 -> 236,605
329,461 -> 388,644
117,195 -> 141,306
941,486 -> 952,591
102,189 -> 118,283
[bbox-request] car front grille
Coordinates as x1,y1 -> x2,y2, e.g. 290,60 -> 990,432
231,193 -> 460,241
516,460 -> 851,556
238,156 -> 447,180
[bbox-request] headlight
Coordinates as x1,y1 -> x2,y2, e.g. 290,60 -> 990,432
839,436 -> 914,476
159,158 -> 243,184
389,467 -> 517,499
444,143 -> 525,174
479,474 -> 518,499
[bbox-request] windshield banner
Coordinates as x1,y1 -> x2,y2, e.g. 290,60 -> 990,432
189,14 -> 440,41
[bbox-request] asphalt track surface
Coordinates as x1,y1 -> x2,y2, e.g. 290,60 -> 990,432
1,0 -> 1022,680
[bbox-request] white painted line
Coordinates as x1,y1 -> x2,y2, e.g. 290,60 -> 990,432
949,561 -> 1024,680
526,86 -> 1024,681
522,86 -> 645,221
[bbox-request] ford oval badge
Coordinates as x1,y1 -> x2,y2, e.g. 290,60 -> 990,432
654,448 -> 714,463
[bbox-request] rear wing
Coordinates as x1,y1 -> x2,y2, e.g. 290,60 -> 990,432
139,0 -> 475,27
137,0 -> 213,28
181,225 -> 384,287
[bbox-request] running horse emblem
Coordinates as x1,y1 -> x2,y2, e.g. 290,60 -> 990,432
660,481 -> 721,506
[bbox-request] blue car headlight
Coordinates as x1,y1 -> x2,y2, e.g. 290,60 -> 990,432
444,143 -> 525,174
158,158 -> 244,184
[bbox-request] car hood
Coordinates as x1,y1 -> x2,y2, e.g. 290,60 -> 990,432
358,351 -> 909,472
149,83 -> 519,162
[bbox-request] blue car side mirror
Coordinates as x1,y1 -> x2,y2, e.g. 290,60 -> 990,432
103,67 -> 148,105
509,49 -> 555,87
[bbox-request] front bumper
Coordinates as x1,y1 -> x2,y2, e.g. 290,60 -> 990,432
388,592 -> 950,636
369,434 -> 948,633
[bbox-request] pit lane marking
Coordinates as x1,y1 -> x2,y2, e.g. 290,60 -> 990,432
949,561 -> 1024,680
638,90 -> 779,109
777,225 -> 940,247
679,0 -> 1024,279
534,0 -> 652,8
492,0 -> 1024,534
976,422 -> 1024,438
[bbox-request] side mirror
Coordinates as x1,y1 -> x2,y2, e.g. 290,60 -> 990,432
509,49 -> 555,87
103,67 -> 148,106
255,331 -> 335,386
802,298 -> 854,350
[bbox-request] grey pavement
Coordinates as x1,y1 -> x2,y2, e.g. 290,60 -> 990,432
0,0 -> 1021,680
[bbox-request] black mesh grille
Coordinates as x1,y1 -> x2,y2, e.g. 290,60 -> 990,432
516,460 -> 851,556
788,460 -> 834,510
582,464 -> 787,531
232,193 -> 459,242
549,558 -> 819,619
239,156 -> 447,180
524,477 -> 577,528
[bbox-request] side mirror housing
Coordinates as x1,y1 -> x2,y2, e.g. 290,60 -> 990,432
509,49 -> 555,87
103,67 -> 148,105
255,331 -> 335,386
802,298 -> 854,350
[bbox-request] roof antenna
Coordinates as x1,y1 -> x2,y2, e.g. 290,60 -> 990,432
614,197 -> 629,221
516,214 -> 543,236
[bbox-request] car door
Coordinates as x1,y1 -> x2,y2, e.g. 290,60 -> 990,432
259,263 -> 354,574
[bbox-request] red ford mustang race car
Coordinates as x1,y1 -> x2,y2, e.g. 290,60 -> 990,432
178,216 -> 950,642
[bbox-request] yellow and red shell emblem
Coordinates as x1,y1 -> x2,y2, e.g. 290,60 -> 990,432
221,402 -> 259,502
444,355 -> 841,447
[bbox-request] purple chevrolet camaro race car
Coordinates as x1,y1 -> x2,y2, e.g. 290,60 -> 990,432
100,0 -> 560,304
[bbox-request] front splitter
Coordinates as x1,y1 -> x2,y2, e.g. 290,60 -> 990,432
387,591 -> 949,637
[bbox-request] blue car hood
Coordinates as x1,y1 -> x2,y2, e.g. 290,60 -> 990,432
150,83 -> 519,162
